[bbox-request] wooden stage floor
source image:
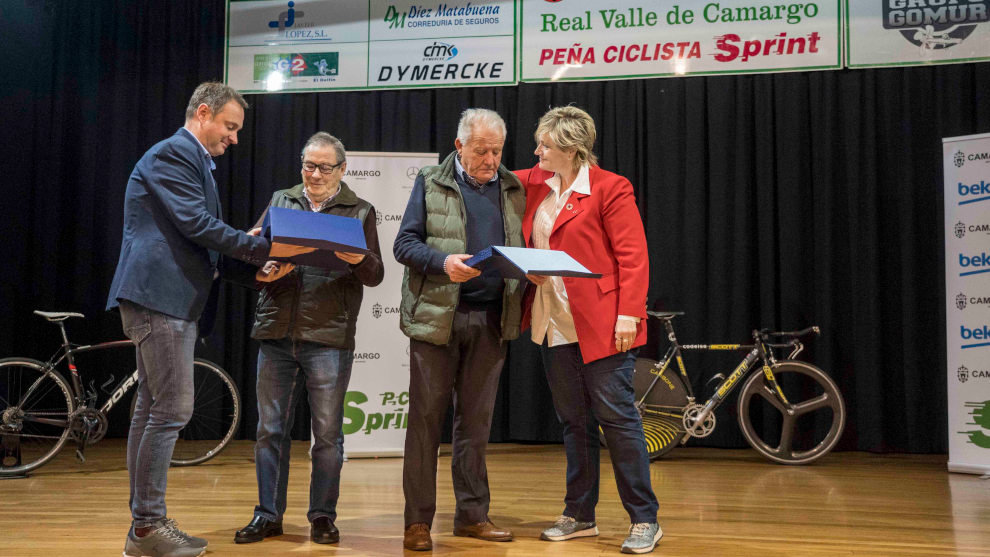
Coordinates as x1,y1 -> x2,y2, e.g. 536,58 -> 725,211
1,440 -> 988,556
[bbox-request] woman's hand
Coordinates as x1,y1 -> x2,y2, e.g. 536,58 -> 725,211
614,318 -> 637,352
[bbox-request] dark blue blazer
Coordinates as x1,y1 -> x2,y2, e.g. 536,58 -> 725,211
106,128 -> 269,321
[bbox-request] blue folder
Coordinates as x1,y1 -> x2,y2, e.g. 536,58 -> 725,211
262,206 -> 370,269
463,246 -> 602,280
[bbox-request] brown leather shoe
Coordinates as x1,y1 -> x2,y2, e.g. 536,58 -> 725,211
404,523 -> 432,551
453,520 -> 513,542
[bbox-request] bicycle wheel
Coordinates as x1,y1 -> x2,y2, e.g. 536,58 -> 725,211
634,358 -> 690,459
129,358 -> 241,466
0,358 -> 75,476
600,358 -> 690,459
737,361 -> 845,465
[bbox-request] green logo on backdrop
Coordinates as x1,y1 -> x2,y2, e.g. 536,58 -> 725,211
343,391 -> 409,435
960,401 -> 990,449
384,5 -> 406,29
253,53 -> 339,81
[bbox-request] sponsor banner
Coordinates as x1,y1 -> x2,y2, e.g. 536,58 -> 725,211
226,0 -> 517,92
846,1 -> 990,68
370,36 -> 515,87
520,0 -> 841,82
944,132 -> 990,475
339,152 -> 437,457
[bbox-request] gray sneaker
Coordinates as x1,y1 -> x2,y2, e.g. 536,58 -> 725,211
162,518 -> 208,548
123,520 -> 206,557
620,522 -> 662,554
540,515 -> 599,541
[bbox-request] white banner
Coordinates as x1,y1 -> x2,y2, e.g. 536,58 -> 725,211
225,0 -> 517,93
944,132 -> 990,475
340,151 -> 437,457
846,1 -> 990,68
520,0 -> 842,82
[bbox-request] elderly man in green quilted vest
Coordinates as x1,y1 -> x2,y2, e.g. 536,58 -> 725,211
394,108 -> 525,551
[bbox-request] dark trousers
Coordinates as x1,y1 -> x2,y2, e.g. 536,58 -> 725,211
541,342 -> 659,524
403,303 -> 506,528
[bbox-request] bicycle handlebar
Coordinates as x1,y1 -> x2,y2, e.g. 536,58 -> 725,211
763,326 -> 819,339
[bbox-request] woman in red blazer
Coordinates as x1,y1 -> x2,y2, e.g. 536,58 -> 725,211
515,106 -> 661,554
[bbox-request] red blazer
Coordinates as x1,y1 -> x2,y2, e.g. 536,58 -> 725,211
515,163 -> 649,364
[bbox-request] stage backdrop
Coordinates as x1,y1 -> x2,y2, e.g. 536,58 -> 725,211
336,151 -> 437,456
943,132 -> 990,475
4,1 -> 990,454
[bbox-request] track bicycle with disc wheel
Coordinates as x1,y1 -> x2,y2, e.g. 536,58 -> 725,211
612,310 -> 845,465
0,310 -> 241,477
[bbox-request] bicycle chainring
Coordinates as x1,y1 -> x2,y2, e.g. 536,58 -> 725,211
69,408 -> 109,445
682,403 -> 716,438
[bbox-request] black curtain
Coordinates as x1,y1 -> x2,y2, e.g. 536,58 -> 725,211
3,0 -> 988,453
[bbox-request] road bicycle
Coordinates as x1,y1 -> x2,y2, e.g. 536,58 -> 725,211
624,311 -> 845,465
0,311 -> 241,477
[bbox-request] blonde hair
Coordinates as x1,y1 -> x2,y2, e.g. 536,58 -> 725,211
534,106 -> 598,170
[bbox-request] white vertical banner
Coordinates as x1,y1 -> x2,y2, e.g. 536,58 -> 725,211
336,152 -> 437,457
944,132 -> 990,475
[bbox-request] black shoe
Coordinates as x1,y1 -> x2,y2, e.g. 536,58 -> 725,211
311,517 -> 339,544
234,516 -> 283,544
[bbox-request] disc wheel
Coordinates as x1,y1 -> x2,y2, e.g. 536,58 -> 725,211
600,358 -> 690,460
737,361 -> 845,465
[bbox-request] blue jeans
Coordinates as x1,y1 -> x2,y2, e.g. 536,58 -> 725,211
541,342 -> 659,524
119,300 -> 198,528
254,338 -> 353,523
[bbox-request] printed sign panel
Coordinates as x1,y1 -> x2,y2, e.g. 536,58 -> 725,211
521,0 -> 842,82
943,132 -> 990,476
339,152 -> 437,457
226,0 -> 517,92
847,1 -> 990,68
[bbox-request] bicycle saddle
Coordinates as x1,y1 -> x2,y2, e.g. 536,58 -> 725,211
33,310 -> 85,321
647,310 -> 685,320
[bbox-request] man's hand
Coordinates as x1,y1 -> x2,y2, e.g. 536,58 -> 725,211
445,254 -> 481,283
247,227 -> 262,236
335,251 -> 366,265
614,318 -> 637,352
256,260 -> 295,282
525,274 -> 548,285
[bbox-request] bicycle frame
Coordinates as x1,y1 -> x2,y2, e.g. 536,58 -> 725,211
26,318 -> 136,427
637,318 -> 800,434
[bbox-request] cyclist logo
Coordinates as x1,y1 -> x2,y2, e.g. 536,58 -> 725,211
960,401 -> 990,449
957,293 -> 968,310
958,365 -> 969,383
955,221 -> 967,239
372,302 -> 383,319
955,150 -> 966,168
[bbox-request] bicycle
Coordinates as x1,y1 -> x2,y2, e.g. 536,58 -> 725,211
620,310 -> 845,465
0,311 -> 241,477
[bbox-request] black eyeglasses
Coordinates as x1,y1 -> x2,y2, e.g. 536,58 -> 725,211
302,160 -> 344,174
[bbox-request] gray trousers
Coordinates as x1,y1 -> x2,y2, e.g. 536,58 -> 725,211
403,303 -> 506,528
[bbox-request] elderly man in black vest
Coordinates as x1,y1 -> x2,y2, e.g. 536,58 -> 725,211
234,132 -> 384,546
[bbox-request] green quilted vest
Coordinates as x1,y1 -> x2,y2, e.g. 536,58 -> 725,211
399,151 -> 525,345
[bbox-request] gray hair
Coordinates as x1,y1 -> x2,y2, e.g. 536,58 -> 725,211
184,81 -> 248,120
301,132 -> 346,163
456,108 -> 506,144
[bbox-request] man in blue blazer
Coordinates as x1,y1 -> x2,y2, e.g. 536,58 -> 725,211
107,81 -> 269,557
